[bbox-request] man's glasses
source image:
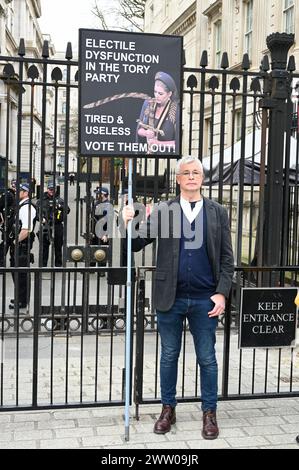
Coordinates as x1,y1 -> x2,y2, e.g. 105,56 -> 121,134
179,170 -> 202,177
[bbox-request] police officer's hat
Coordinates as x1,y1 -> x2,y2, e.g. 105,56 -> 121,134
101,187 -> 109,196
20,183 -> 30,192
47,181 -> 55,190
94,186 -> 109,196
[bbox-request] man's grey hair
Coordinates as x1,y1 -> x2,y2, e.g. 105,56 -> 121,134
175,155 -> 204,175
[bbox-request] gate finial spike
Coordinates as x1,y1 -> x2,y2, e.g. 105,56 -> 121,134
220,52 -> 229,69
186,74 -> 198,89
42,40 -> 49,58
287,55 -> 296,72
200,50 -> 208,68
66,42 -> 73,60
242,53 -> 250,70
260,55 -> 270,72
18,38 -> 25,57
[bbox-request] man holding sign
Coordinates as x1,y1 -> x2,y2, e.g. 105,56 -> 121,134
122,155 -> 234,440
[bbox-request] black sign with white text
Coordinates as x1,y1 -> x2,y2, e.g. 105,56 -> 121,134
79,29 -> 183,157
239,288 -> 298,348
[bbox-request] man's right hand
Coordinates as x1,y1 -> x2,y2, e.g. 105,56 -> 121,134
122,205 -> 135,228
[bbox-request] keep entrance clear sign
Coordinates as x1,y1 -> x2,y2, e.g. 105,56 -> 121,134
239,288 -> 298,348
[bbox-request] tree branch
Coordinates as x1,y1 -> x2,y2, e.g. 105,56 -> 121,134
92,0 -> 145,32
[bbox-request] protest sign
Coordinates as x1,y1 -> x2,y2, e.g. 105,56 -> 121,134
79,29 -> 183,157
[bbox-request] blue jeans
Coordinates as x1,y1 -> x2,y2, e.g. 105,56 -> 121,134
156,297 -> 218,412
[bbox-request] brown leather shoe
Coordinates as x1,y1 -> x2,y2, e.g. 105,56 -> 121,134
202,410 -> 219,440
154,405 -> 176,434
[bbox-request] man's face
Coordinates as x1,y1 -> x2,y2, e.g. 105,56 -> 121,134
176,162 -> 203,192
47,188 -> 54,197
19,189 -> 28,200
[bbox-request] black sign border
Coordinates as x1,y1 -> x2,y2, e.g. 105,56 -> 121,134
78,28 -> 184,159
239,287 -> 298,349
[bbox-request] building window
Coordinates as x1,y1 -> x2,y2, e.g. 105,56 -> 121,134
62,102 -> 66,114
60,126 -> 66,145
6,1 -> 14,33
234,110 -> 242,142
164,0 -> 169,15
214,21 -> 222,67
204,118 -> 212,156
284,0 -> 294,34
59,155 -> 65,167
244,0 -> 253,57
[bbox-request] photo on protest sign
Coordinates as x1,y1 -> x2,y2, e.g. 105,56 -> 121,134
79,29 -> 183,157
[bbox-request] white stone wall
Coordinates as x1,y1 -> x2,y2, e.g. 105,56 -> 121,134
0,0 -> 55,185
50,50 -> 78,185
145,0 -> 299,80
143,0 -> 299,262
143,0 -> 299,161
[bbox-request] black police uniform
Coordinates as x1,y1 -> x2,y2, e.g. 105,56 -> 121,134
10,196 -> 36,308
90,188 -> 110,272
91,189 -> 110,245
0,188 -> 16,265
36,192 -> 70,267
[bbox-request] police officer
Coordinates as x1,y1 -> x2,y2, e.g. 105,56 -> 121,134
69,173 -> 75,186
0,179 -> 16,266
92,186 -> 110,246
9,183 -> 36,309
90,186 -> 110,275
36,181 -> 70,267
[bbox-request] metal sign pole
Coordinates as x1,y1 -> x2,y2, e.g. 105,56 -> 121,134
124,157 -> 133,441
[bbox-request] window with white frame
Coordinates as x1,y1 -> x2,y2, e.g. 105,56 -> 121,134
6,0 -> 14,34
149,3 -> 154,23
214,21 -> 222,67
59,155 -> 65,167
234,110 -> 242,142
244,0 -> 253,57
204,118 -> 212,156
164,0 -> 169,16
284,0 -> 294,34
60,126 -> 66,145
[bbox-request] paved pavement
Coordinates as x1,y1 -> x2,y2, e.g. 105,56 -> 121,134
1,325 -> 299,450
0,397 -> 299,449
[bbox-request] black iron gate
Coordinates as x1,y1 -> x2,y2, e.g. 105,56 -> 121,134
0,33 -> 298,412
